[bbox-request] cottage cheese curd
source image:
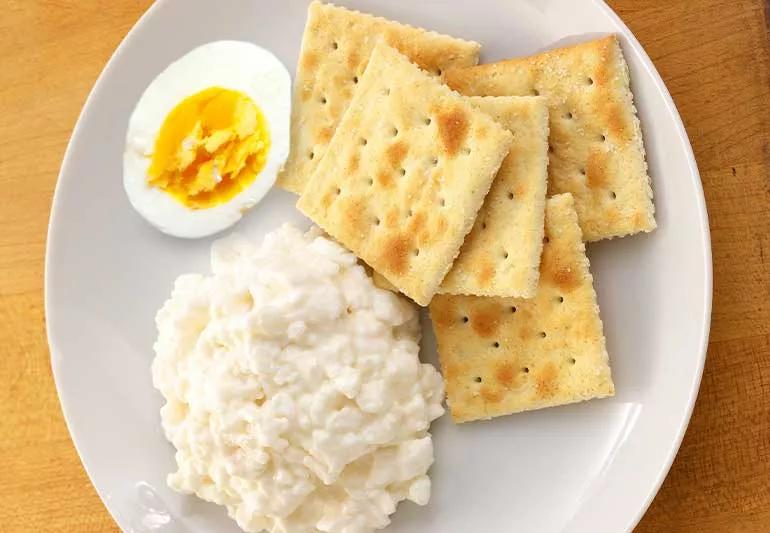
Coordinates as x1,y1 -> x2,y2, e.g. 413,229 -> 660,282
151,225 -> 445,533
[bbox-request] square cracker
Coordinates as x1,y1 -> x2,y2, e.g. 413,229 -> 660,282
278,0 -> 481,194
297,42 -> 513,306
444,35 -> 655,241
439,96 -> 549,298
430,194 -> 614,423
372,96 -> 548,298
371,96 -> 549,299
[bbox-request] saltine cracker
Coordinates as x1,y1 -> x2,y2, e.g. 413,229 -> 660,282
430,194 -> 614,423
280,0 -> 480,194
297,42 -> 512,306
445,35 -> 655,241
439,96 -> 549,298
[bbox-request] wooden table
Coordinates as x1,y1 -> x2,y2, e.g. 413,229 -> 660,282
2,1 -> 768,531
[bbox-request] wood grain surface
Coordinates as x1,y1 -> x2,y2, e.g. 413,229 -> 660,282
1,1 -> 768,531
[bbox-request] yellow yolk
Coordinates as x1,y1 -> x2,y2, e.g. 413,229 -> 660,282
148,87 -> 270,209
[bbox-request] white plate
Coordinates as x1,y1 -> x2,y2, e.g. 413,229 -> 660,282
45,1 -> 711,531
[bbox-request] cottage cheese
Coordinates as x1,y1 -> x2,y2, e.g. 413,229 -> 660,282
151,225 -> 445,533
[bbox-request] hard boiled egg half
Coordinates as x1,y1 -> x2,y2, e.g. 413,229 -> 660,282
124,41 -> 290,238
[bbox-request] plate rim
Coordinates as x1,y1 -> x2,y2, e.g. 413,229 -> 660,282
592,0 -> 712,529
44,0 -> 713,531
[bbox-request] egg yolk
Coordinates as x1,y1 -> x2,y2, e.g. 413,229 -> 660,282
147,87 -> 270,209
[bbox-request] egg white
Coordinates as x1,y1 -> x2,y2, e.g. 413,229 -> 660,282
124,41 -> 291,238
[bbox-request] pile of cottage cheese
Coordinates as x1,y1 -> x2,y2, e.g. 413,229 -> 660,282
151,225 -> 445,533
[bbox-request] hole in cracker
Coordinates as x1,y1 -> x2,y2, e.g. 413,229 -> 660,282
332,41 -> 338,50
543,236 -> 550,244
587,77 -> 594,85
384,88 -> 391,96
309,151 -> 315,160
579,168 -> 586,176
481,222 -> 487,230
320,96 -> 327,104
462,316 -> 469,323
557,296 -> 564,303
569,357 -> 576,365
399,168 -> 406,176
548,144 -> 554,153
462,147 -> 471,155
424,117 -> 432,126
413,249 -> 420,257
507,192 -> 514,200
510,306 -> 517,313
431,157 -> 438,166
522,367 -> 530,373
436,68 -> 443,76
564,112 -> 573,119
439,197 -> 446,207
503,251 -> 509,260
360,138 -> 367,146
493,342 -> 500,348
407,208 -> 413,217
335,187 -> 341,195
599,134 -> 607,142
539,331 -> 547,338
532,88 -> 540,96
367,178 -> 374,186
474,376 -> 482,383
353,76 -> 359,84
610,191 -> 617,199
391,126 -> 398,137
374,217 -> 381,226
